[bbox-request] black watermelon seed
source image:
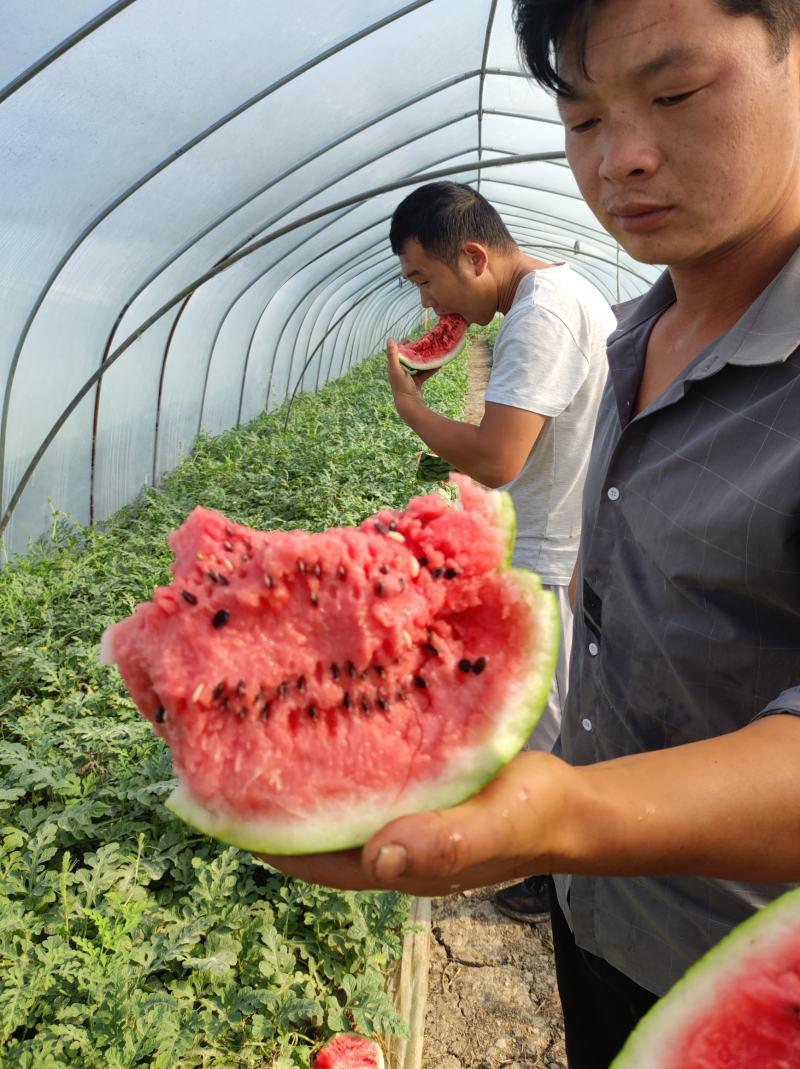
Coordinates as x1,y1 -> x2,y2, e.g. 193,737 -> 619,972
313,563 -> 322,578
181,590 -> 198,605
278,682 -> 287,698
472,656 -> 487,675
220,698 -> 229,710
155,706 -> 166,723
308,705 -> 318,719
343,693 -> 351,709
236,680 -> 246,695
459,659 -> 473,673
260,703 -> 271,721
347,661 -> 357,679
374,521 -> 390,535
212,681 -> 226,700
398,577 -> 406,591
242,553 -> 251,563
264,574 -> 274,588
337,565 -> 347,579
444,568 -> 458,580
361,699 -> 371,713
432,567 -> 444,579
212,609 -> 230,629
375,582 -> 384,596
207,570 -> 220,583
424,643 -> 440,657
218,574 -> 229,586
223,540 -> 234,551
375,665 -> 386,677
311,592 -> 319,607
379,564 -> 389,575
331,663 -> 341,679
377,698 -> 388,712
413,676 -> 427,689
298,561 -> 307,574
297,677 -> 306,693
389,520 -> 398,531
418,556 -> 429,567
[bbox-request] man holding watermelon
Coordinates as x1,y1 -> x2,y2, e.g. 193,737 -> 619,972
384,180 -> 616,924
263,0 -> 800,1064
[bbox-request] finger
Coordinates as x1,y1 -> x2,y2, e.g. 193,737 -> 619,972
256,847 -> 376,891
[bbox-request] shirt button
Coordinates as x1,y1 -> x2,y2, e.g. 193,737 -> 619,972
607,486 -> 620,501
582,718 -> 593,732
588,641 -> 599,657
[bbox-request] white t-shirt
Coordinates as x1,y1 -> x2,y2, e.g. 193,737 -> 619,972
484,264 -> 616,584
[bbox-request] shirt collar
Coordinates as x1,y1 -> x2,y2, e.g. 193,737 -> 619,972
609,244 -> 800,372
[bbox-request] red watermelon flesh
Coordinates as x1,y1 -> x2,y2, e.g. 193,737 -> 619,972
102,475 -> 558,855
611,887 -> 800,1068
397,313 -> 468,372
313,1033 -> 384,1069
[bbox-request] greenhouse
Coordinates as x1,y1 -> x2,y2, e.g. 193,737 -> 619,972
14,1 -> 789,1068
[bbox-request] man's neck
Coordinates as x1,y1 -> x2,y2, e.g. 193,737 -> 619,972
496,252 -> 556,315
667,220 -> 800,338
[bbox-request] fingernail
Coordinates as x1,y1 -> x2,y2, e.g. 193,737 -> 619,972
374,844 -> 407,881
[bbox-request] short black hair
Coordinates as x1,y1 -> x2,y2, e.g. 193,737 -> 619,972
389,181 -> 516,265
512,0 -> 800,96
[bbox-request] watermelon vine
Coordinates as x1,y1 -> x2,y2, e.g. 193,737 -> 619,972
0,338 -> 473,1068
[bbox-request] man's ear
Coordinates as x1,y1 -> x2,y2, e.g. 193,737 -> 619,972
462,241 -> 490,277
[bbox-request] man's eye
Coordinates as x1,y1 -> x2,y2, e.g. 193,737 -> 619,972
655,90 -> 698,107
569,117 -> 599,134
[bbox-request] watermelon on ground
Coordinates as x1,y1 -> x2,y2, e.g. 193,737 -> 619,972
611,886 -> 800,1067
313,1032 -> 384,1069
102,475 -> 558,855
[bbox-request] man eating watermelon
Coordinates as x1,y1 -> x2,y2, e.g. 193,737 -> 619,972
261,0 -> 800,1065
384,180 -> 616,924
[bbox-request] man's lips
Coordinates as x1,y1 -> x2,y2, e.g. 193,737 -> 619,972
607,203 -> 673,233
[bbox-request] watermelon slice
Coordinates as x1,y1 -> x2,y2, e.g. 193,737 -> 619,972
611,886 -> 800,1067
396,313 -> 468,372
313,1032 -> 384,1069
102,475 -> 558,855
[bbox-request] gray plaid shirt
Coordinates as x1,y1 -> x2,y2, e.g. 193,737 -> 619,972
555,252 -> 800,996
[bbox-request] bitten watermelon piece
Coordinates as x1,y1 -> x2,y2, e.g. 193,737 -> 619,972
611,887 -> 800,1067
102,475 -> 558,855
396,313 -> 468,372
313,1033 -> 384,1069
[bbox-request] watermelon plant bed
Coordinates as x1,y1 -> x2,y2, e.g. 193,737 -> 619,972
0,345 -> 471,1067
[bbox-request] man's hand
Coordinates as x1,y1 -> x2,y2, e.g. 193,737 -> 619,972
386,336 -> 437,415
258,751 -> 575,895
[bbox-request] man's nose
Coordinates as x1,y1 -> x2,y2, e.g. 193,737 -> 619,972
598,118 -> 661,183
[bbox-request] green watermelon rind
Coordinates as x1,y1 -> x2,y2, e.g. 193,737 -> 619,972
165,569 -> 559,856
610,885 -> 800,1068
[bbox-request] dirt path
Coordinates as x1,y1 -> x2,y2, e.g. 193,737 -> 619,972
462,338 -> 492,425
421,887 -> 565,1069
417,336 -> 567,1069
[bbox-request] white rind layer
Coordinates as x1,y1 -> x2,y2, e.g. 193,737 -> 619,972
610,886 -> 800,1067
166,569 -> 560,855
397,330 -> 467,372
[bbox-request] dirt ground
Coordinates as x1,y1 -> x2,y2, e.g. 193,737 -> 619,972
418,338 -> 566,1069
421,888 -> 566,1069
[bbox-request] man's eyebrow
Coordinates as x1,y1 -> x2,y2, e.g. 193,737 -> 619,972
560,45 -> 705,102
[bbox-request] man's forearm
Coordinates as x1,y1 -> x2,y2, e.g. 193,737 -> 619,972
397,396 -> 506,487
557,713 -> 800,883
